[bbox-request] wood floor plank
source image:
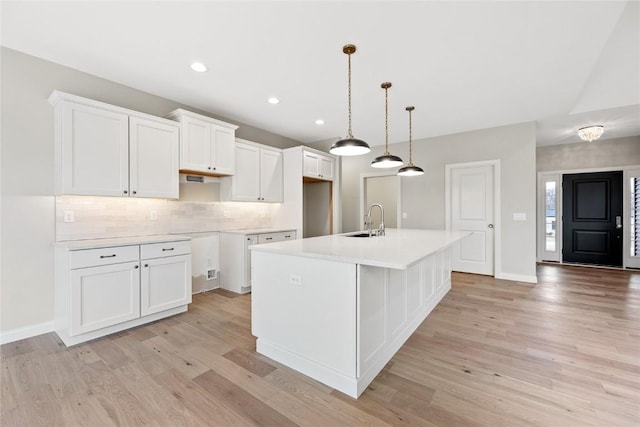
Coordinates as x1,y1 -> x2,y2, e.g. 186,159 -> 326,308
1,264 -> 639,426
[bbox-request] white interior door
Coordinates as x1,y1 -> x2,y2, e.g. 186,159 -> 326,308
449,164 -> 495,275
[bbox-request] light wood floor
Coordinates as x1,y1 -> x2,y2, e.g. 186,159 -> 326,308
2,264 -> 639,426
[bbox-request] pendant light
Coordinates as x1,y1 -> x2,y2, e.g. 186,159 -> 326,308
330,44 -> 371,156
371,82 -> 403,168
397,106 -> 424,176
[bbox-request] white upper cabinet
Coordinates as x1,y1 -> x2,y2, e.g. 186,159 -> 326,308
260,146 -> 284,202
166,109 -> 238,175
303,149 -> 335,181
129,116 -> 179,199
221,139 -> 283,202
49,91 -> 179,199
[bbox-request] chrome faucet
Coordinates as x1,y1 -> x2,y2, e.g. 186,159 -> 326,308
365,203 -> 385,237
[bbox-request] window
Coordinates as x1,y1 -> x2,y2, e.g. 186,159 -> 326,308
545,181 -> 557,252
632,177 -> 639,257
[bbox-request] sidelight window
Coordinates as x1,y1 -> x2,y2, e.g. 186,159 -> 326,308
632,177 -> 639,257
545,181 -> 557,252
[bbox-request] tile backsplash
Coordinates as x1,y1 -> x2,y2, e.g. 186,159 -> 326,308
56,196 -> 274,241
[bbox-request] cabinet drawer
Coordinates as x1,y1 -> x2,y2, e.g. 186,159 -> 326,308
69,245 -> 139,269
258,231 -> 296,244
141,240 -> 191,259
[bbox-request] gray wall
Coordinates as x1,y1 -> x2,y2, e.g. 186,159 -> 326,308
537,136 -> 640,172
0,47 -> 300,333
342,122 -> 537,280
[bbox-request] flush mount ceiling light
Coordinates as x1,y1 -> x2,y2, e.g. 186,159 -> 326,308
190,62 -> 207,72
330,44 -> 371,156
371,82 -> 403,169
267,97 -> 280,104
315,119 -> 325,125
578,125 -> 604,142
398,106 -> 424,177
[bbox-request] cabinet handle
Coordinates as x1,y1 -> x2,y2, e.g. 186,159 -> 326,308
284,235 -> 291,238
162,248 -> 174,251
134,265 -> 139,269
266,237 -> 273,240
144,264 -> 149,267
123,190 -> 128,194
100,254 -> 116,258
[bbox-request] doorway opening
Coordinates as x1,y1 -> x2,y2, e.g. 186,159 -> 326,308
359,173 -> 401,231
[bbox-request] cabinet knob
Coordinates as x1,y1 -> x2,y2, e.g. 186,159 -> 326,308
132,191 -> 137,195
213,167 -> 217,170
208,166 -> 212,170
144,264 -> 149,267
123,190 -> 128,194
134,265 -> 139,269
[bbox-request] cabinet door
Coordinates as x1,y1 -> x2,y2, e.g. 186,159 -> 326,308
129,116 -> 179,199
232,142 -> 261,201
211,125 -> 235,175
303,151 -> 320,178
180,116 -> 211,172
61,101 -> 129,196
260,148 -> 283,202
69,261 -> 140,336
141,255 -> 192,316
319,156 -> 334,181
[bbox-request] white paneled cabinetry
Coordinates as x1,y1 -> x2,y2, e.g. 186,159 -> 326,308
55,237 -> 192,346
303,150 -> 334,181
221,139 -> 283,202
219,229 -> 296,294
166,109 -> 238,175
49,91 -> 179,198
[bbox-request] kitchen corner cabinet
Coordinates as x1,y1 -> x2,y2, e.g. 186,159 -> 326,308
303,149 -> 335,181
219,230 -> 296,294
221,139 -> 283,202
166,109 -> 238,176
48,91 -> 179,198
55,237 -> 192,346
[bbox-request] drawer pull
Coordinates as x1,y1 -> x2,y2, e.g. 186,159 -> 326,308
162,248 -> 174,251
100,254 -> 117,259
144,264 -> 149,267
265,237 -> 273,240
284,235 -> 291,238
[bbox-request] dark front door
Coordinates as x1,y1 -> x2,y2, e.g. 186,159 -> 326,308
562,171 -> 623,266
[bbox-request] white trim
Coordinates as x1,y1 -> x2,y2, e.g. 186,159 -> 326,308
495,273 -> 537,284
359,172 -> 402,230
0,321 -> 55,345
445,159 -> 501,278
536,165 -> 640,268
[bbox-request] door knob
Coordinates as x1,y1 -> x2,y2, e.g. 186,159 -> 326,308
488,224 -> 494,228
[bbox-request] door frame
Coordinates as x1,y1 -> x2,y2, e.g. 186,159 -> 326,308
536,165 -> 640,269
359,172 -> 402,230
445,160 -> 501,278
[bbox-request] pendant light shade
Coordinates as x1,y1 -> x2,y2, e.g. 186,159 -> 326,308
397,106 -> 424,177
371,82 -> 403,168
330,44 -> 371,156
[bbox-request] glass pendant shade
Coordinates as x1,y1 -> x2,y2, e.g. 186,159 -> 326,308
371,153 -> 404,168
332,44 -> 370,156
330,138 -> 370,156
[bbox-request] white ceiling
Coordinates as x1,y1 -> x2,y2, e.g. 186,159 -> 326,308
2,1 -> 639,147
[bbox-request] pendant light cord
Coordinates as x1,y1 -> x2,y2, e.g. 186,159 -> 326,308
347,52 -> 353,139
408,108 -> 413,164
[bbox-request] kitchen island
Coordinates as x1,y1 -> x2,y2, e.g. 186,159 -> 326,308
250,228 -> 469,398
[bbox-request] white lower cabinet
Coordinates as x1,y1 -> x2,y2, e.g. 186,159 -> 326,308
70,261 -> 141,336
55,238 -> 191,346
219,230 -> 296,294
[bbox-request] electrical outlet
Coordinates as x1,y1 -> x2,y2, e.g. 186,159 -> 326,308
513,213 -> 526,221
206,269 -> 217,280
289,274 -> 302,286
150,210 -> 158,221
63,210 -> 74,223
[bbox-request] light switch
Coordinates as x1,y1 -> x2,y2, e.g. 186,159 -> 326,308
513,213 -> 526,221
289,274 -> 302,286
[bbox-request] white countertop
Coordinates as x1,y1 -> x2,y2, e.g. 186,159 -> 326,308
55,234 -> 191,250
250,228 -> 470,269
220,227 -> 296,235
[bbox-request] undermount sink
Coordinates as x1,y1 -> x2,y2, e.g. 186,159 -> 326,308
345,232 -> 373,238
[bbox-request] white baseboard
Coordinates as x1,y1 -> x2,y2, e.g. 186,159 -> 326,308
0,321 -> 55,345
495,272 -> 538,283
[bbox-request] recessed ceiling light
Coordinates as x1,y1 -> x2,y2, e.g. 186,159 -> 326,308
315,119 -> 325,125
268,97 -> 280,104
190,62 -> 207,73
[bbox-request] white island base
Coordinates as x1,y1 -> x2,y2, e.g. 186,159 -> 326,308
251,231 -> 460,398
